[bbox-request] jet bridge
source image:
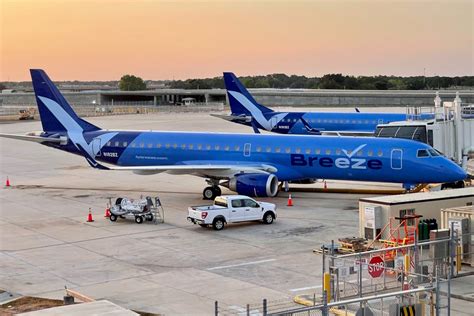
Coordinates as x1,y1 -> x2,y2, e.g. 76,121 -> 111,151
375,92 -> 474,176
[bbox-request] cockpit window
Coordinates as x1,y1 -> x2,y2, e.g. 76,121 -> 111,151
417,149 -> 429,157
428,149 -> 440,156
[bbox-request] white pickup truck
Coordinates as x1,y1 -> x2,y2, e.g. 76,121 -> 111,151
187,195 -> 277,230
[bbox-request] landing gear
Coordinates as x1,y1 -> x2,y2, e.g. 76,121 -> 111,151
441,181 -> 465,190
203,186 -> 221,200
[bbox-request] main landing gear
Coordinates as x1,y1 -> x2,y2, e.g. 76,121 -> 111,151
203,180 -> 222,200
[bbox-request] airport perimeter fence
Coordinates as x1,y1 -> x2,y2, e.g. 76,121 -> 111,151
0,102 -> 225,120
214,228 -> 473,316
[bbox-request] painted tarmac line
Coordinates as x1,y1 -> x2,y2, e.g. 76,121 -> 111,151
289,278 -> 369,292
207,259 -> 276,271
290,285 -> 323,292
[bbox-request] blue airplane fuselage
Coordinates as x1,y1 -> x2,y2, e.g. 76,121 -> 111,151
54,130 -> 466,185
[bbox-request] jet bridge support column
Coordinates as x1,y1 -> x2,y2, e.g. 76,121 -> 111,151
454,92 -> 463,165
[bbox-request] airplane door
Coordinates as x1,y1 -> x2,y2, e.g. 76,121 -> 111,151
244,143 -> 251,157
92,138 -> 102,157
391,149 -> 402,170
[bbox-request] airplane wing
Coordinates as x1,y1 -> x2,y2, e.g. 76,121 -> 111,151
0,133 -> 64,144
76,143 -> 277,178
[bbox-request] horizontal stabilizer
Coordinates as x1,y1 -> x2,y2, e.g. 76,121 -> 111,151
0,133 -> 64,144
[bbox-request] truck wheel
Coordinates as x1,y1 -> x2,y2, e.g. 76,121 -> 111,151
109,214 -> 117,222
203,186 -> 217,200
213,218 -> 225,231
263,212 -> 274,224
135,216 -> 144,224
199,224 -> 208,228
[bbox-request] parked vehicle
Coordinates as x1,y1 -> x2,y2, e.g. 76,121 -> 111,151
187,195 -> 277,230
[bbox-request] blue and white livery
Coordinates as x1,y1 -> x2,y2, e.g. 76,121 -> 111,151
217,72 -> 434,135
0,70 -> 466,199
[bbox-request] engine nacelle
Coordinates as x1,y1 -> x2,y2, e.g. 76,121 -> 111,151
227,173 -> 279,197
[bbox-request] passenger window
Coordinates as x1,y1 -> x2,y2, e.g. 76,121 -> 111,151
317,119 -> 321,123
335,149 -> 341,155
266,147 -> 271,153
181,144 -> 186,149
206,145 -> 211,150
295,148 -> 301,153
232,199 -> 243,208
325,149 -> 331,155
285,148 -> 291,153
131,143 -> 136,148
197,144 -> 202,150
243,199 -> 258,208
315,149 -> 321,154
107,141 -> 111,146
148,143 -> 153,148
377,150 -> 383,157
115,141 -> 120,147
123,142 -> 128,147
234,145 -> 240,151
172,144 -> 177,149
215,145 -> 220,150
189,144 -> 193,149
368,150 -> 373,156
140,143 -> 144,148
156,143 -> 161,148
256,146 -> 262,152
165,144 -> 170,148
225,145 -> 230,151
305,149 -> 311,154
275,147 -> 281,153
357,150 -> 363,156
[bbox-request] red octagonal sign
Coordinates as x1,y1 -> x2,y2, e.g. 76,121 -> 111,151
368,256 -> 384,278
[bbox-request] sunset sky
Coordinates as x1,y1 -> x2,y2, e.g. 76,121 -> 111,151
1,0 -> 473,81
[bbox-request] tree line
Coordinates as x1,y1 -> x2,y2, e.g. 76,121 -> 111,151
168,74 -> 474,90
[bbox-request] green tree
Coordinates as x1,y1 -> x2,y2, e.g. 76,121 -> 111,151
119,74 -> 146,91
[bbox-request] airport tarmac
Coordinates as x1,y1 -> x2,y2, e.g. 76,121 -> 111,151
0,112 -> 470,315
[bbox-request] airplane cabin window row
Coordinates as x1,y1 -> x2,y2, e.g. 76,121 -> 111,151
105,141 -> 385,157
281,119 -> 378,124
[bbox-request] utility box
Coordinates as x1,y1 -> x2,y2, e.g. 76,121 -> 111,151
429,229 -> 450,259
364,206 -> 383,240
441,205 -> 473,266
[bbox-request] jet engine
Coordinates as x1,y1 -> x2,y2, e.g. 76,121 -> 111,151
224,173 -> 279,197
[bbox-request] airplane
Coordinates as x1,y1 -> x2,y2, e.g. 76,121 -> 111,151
214,72 -> 434,135
0,70 -> 466,200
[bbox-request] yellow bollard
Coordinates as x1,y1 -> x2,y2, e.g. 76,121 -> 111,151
404,254 -> 410,275
323,272 -> 331,302
456,245 -> 462,273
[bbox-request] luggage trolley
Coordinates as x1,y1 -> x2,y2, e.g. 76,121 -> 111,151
107,196 -> 164,224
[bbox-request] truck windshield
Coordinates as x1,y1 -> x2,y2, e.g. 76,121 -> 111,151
214,197 -> 227,207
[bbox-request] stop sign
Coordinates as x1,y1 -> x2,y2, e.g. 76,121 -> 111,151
368,256 -> 384,278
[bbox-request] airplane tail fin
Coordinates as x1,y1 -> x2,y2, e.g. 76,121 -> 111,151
30,69 -> 100,133
223,72 -> 273,116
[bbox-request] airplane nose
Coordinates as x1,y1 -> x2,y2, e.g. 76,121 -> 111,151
442,161 -> 467,182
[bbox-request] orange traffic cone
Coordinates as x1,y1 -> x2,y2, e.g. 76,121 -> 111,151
287,194 -> 293,207
5,177 -> 10,187
324,180 -> 327,190
87,208 -> 94,222
104,204 -> 111,218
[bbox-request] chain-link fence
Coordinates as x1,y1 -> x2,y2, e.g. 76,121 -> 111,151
214,229 -> 473,316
